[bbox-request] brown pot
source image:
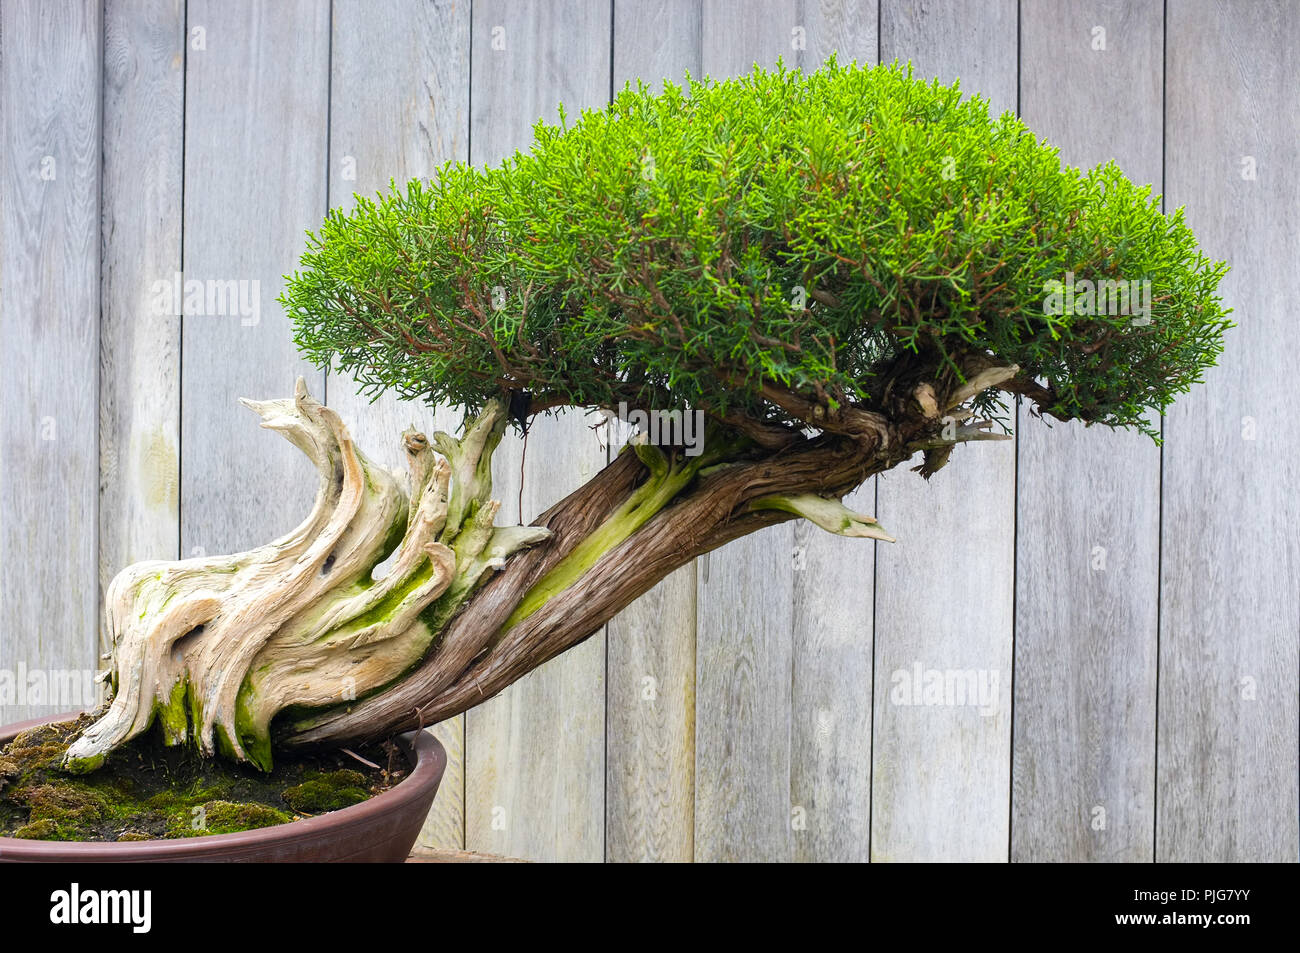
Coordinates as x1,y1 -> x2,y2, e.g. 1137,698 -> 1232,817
0,711 -> 446,863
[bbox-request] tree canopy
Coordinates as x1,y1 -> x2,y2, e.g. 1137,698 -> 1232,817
283,59 -> 1229,442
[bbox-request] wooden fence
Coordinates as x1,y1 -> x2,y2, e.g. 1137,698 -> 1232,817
1,0 -> 1295,861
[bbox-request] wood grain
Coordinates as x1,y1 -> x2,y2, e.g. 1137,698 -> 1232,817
870,0 -> 1018,862
100,0 -> 184,660
1013,0 -> 1163,863
694,0 -> 797,864
605,0 -> 701,864
180,0 -> 329,558
463,0 -> 612,863
0,0 -> 102,722
1159,0 -> 1299,862
326,0 -> 471,854
694,0 -> 878,863
785,0 -> 877,865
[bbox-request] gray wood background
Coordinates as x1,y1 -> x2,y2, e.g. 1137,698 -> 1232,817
1,0 -> 1295,862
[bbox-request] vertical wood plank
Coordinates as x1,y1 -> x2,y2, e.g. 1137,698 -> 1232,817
463,0 -> 612,863
181,0 -> 330,558
605,0 -> 701,864
870,0 -> 1018,863
0,0 -> 102,722
785,1 -> 876,865
100,0 -> 184,658
694,0 -> 796,865
790,477 -> 876,862
1159,0 -> 1299,861
694,0 -> 876,864
1014,0 -> 1163,863
326,0 -> 471,853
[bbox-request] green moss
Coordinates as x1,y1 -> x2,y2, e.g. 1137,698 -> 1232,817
504,441 -> 731,629
23,783 -> 110,825
144,779 -> 220,812
1,715 -> 396,843
167,800 -> 292,838
331,557 -> 437,637
206,800 -> 291,833
234,683 -> 273,773
158,678 -> 191,745
282,770 -> 371,813
13,818 -> 60,840
212,722 -> 237,761
61,752 -> 106,775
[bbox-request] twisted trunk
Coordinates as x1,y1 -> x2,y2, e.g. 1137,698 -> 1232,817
72,368 -> 1012,768
65,379 -> 549,771
286,426 -> 894,747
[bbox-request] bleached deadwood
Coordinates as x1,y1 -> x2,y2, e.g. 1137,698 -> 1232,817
64,379 -> 549,771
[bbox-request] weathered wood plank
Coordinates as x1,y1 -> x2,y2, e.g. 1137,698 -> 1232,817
326,0 -> 471,853
695,526 -> 793,862
1159,0 -> 1299,862
100,0 -> 184,660
180,0 -> 330,558
605,0 -> 701,864
790,481 -> 876,862
695,0 -> 877,863
1013,0 -> 1163,863
694,0 -> 797,865
869,0 -> 1018,863
463,0 -> 612,863
0,0 -> 103,722
785,1 -> 876,865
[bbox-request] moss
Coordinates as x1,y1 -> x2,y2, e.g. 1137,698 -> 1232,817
157,678 -> 192,746
330,558 -> 437,638
6,725 -> 69,770
212,722 -> 237,761
503,444 -> 724,628
234,683 -> 273,773
144,779 -> 220,813
282,769 -> 371,813
1,715 -> 397,843
0,755 -> 17,792
203,800 -> 290,834
62,752 -> 106,775
165,799 -> 292,838
22,783 -> 111,826
13,818 -> 60,840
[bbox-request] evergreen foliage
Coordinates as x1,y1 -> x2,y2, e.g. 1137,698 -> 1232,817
284,60 -> 1229,440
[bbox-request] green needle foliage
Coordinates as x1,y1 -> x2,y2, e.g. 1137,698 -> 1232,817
283,59 -> 1229,441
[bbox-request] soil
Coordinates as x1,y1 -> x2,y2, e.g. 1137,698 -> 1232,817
0,713 -> 405,843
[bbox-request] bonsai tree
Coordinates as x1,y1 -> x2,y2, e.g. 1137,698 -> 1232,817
66,61 -> 1229,771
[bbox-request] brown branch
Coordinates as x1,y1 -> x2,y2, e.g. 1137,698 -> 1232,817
283,428 -> 894,747
756,379 -> 893,447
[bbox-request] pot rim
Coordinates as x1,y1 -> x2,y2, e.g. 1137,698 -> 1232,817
0,710 -> 445,859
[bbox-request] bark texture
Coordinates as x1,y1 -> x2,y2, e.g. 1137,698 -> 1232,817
76,360 -> 1015,766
